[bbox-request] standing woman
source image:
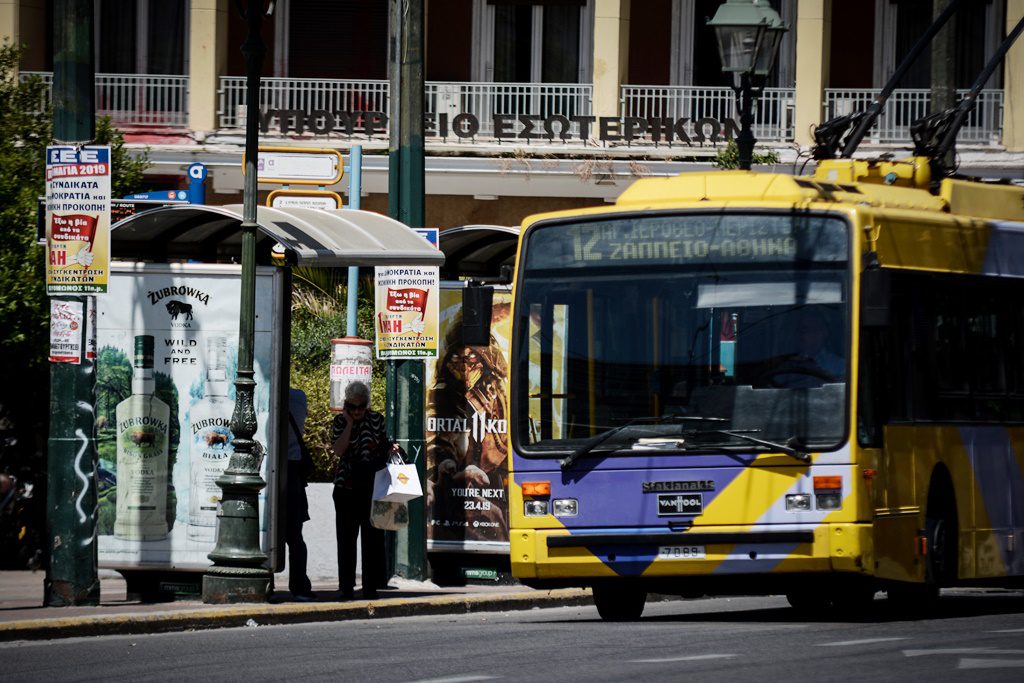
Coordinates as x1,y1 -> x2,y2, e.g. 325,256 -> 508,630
331,381 -> 398,599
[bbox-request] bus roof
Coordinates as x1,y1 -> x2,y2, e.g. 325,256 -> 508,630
612,159 -> 1024,223
518,159 -> 1024,278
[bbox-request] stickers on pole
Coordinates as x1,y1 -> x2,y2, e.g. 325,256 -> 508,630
45,146 -> 112,294
374,266 -> 440,359
49,299 -> 84,364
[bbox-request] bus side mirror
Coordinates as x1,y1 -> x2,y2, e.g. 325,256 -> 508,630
462,283 -> 494,346
860,268 -> 891,327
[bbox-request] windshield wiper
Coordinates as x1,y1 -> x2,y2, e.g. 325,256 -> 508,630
560,415 -> 726,470
689,429 -> 810,463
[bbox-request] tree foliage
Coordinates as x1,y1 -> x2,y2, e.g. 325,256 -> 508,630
290,266 -> 383,481
0,43 -> 150,461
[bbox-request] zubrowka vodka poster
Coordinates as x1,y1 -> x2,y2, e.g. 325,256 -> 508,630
95,263 -> 282,570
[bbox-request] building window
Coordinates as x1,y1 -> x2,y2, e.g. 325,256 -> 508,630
475,0 -> 592,83
274,0 -> 388,79
875,0 -> 1004,89
96,0 -> 187,74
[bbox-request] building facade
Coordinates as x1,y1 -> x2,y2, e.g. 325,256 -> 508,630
3,0 -> 1023,227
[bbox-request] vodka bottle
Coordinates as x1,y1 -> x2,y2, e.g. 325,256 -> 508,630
114,335 -> 170,540
187,336 -> 235,541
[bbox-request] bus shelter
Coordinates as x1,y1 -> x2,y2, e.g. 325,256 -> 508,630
97,205 -> 443,598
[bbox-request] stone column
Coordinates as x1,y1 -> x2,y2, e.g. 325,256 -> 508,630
0,1 -> 17,57
592,0 -> 630,120
1004,0 -> 1024,151
189,0 -> 229,137
793,0 -> 831,148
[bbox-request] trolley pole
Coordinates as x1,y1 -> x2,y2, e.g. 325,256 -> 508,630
45,0 -> 100,608
387,0 -> 428,581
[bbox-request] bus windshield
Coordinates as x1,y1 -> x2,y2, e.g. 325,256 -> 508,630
513,211 -> 851,455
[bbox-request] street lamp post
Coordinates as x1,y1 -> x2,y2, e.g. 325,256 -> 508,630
708,0 -> 787,170
202,0 -> 271,604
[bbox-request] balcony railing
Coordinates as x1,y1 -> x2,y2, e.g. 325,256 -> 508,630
824,88 -> 1004,145
218,76 -> 390,130
20,71 -> 189,129
621,85 -> 796,143
19,72 -> 1006,147
220,76 -> 593,140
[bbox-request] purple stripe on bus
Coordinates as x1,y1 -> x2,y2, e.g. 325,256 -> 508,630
958,426 -> 1024,575
981,222 -> 1024,278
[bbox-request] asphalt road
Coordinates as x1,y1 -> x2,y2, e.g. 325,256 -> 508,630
5,590 -> 1023,682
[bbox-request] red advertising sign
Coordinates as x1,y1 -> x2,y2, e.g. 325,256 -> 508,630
50,213 -> 98,244
386,288 -> 429,317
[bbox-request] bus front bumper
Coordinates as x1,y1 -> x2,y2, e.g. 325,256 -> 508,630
510,523 -> 872,582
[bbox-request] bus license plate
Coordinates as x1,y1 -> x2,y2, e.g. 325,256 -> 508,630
657,545 -> 706,560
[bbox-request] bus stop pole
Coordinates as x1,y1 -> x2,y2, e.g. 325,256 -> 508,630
387,0 -> 428,581
346,146 -> 362,336
44,0 -> 100,607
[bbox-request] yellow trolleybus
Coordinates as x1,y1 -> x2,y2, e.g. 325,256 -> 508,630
506,158 -> 1024,619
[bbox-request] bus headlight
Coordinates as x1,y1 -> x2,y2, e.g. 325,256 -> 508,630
785,494 -> 811,511
524,500 -> 548,516
815,492 -> 842,510
813,475 -> 842,510
552,499 -> 578,517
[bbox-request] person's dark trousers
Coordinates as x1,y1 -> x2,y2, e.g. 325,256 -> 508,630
333,476 -> 385,595
286,459 -> 312,596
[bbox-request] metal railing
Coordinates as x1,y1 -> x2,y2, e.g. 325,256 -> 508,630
824,88 -> 1004,145
19,72 -> 1006,147
426,82 -> 592,139
20,71 -> 189,128
621,85 -> 796,142
220,77 -> 593,140
219,76 -> 390,130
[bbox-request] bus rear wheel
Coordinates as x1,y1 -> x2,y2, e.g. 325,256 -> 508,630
925,475 -> 959,587
592,583 -> 647,621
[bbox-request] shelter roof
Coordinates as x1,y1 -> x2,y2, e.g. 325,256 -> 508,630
110,204 -> 445,267
438,224 -> 519,281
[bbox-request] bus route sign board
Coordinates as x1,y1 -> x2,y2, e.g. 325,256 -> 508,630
247,146 -> 345,186
45,146 -> 112,295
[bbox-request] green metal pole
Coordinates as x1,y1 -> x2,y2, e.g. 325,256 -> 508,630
387,0 -> 428,581
45,0 -> 99,608
202,0 -> 271,603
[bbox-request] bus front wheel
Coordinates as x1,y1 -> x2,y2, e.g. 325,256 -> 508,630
592,582 -> 647,621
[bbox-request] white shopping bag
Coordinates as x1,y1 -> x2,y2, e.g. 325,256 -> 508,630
372,455 -> 422,503
370,500 -> 409,530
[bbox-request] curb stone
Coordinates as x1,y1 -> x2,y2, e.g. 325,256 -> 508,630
0,589 -> 593,642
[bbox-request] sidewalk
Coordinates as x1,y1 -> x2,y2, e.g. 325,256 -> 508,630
0,570 -> 592,642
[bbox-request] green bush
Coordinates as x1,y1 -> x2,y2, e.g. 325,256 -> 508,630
711,139 -> 780,169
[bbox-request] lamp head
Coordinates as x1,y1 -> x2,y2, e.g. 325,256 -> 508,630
708,0 -> 787,76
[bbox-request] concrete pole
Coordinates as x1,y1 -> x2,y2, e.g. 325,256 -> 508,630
387,0 -> 428,581
45,0 -> 99,607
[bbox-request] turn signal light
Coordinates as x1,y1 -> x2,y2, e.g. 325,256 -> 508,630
813,475 -> 842,491
522,481 -> 551,497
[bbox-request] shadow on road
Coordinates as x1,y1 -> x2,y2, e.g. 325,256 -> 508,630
543,591 -> 1024,625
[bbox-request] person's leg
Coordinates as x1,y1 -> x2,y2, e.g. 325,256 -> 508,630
355,482 -> 385,597
333,485 -> 357,598
286,461 -> 312,597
